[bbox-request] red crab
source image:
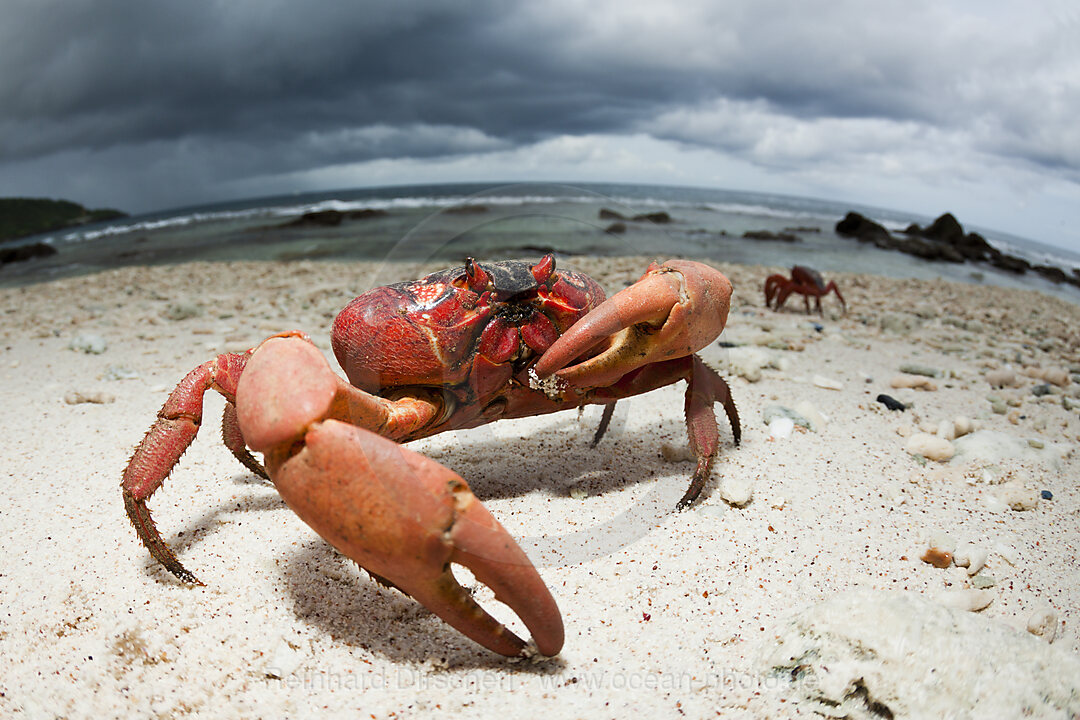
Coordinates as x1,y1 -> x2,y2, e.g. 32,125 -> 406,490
121,255 -> 740,658
764,265 -> 846,314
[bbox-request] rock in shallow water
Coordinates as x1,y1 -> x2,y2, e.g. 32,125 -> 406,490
758,590 -> 1080,719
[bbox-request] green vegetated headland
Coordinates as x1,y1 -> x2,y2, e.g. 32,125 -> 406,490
0,197 -> 128,242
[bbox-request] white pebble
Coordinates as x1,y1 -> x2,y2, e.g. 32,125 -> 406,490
996,482 -> 1039,511
68,333 -> 108,354
938,589 -> 994,612
890,374 -> 938,391
953,544 -> 988,575
906,433 -> 955,462
768,417 -> 795,439
659,443 -> 694,463
64,390 -> 116,405
936,419 -> 956,440
719,475 -> 754,506
793,400 -> 828,430
985,369 -> 1018,388
1026,608 -> 1059,642
812,374 -> 843,390
952,416 -> 975,438
724,347 -> 772,383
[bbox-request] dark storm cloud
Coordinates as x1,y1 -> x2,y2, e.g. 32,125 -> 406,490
1,1 -> 1077,212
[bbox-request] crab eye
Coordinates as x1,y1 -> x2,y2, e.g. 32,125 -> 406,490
465,257 -> 491,292
530,254 -> 556,285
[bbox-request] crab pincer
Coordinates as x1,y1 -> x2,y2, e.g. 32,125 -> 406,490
238,336 -> 564,657
532,259 -> 740,508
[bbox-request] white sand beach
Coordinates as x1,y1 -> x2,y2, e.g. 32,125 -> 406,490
1,257 -> 1078,718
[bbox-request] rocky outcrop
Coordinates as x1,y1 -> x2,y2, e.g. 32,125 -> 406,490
0,197 -> 127,243
742,230 -> 799,242
282,208 -> 388,228
597,209 -> 672,224
837,211 -> 1076,287
0,241 -> 58,265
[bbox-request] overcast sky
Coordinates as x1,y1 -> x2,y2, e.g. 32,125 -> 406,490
2,0 -> 1079,251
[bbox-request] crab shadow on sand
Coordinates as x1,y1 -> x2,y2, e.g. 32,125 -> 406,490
141,397 -> 726,665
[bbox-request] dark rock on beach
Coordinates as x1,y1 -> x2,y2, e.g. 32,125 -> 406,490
282,207 -> 388,228
876,394 -> 907,411
604,222 -> 627,234
836,212 -> 891,244
0,241 -> 58,265
742,230 -> 800,242
597,208 -> 671,224
837,210 -> 1077,287
284,209 -> 346,227
347,208 -> 388,220
444,204 -> 489,215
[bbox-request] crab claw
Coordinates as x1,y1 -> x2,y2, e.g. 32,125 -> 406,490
237,337 -> 563,657
533,259 -> 732,389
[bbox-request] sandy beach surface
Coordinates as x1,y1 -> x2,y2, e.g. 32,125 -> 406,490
2,256 -> 1078,718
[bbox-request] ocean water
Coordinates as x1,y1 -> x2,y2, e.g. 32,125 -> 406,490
3,182 -> 1079,301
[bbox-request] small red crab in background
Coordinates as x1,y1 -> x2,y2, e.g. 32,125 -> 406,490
764,265 -> 846,314
120,255 -> 741,658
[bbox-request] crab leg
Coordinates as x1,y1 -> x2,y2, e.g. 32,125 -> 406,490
238,335 -> 564,657
121,351 -> 252,584
532,259 -> 732,389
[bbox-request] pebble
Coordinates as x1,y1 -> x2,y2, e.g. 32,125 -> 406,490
1023,366 -> 1070,387
1026,608 -> 1059,642
876,393 -> 906,411
906,433 -> 955,462
103,364 -> 140,381
1041,490 -> 1053,500
812,374 -> 843,390
936,419 -> 956,440
719,475 -> 753,506
990,399 -> 1008,415
880,313 -> 918,334
899,363 -> 940,378
763,404 -> 812,429
971,574 -> 996,589
952,416 -> 975,438
724,346 -> 773,382
768,417 -> 795,439
69,333 -> 107,354
953,544 -> 987,576
793,401 -> 827,430
921,547 -> 953,568
659,443 -> 694,463
938,588 -> 994,612
1031,384 -> 1053,397
164,302 -> 203,321
996,482 -> 1039,511
985,369 -> 1018,388
64,390 -> 116,405
890,374 -> 938,391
